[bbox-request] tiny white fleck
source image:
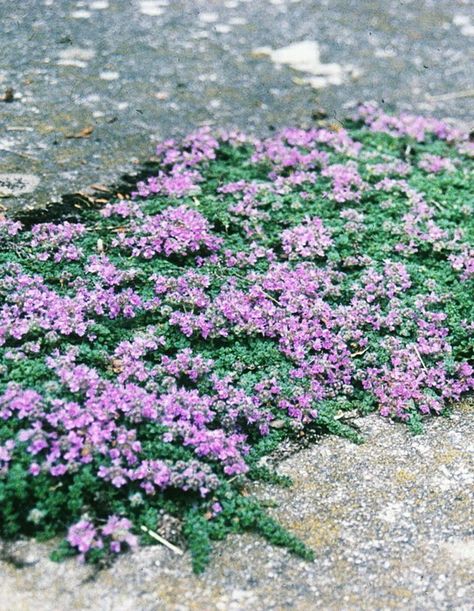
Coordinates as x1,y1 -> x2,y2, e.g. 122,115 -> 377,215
89,0 -> 109,8
229,17 -> 247,25
215,24 -> 232,34
199,12 -> 219,23
139,1 -> 163,16
99,71 -> 119,80
71,10 -> 92,18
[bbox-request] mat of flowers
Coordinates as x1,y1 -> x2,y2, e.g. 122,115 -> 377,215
0,104 -> 473,571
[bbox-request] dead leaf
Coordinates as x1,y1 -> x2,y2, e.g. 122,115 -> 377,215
250,47 -> 271,58
292,77 -> 307,86
89,183 -> 111,193
77,191 -> 94,202
1,88 -> 14,103
110,358 -> 123,373
65,126 -> 94,139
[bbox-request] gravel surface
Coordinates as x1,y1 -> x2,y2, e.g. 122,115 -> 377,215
1,0 -> 474,210
2,404 -> 473,610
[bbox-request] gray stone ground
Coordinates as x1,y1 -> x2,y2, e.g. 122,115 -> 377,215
1,1 -> 474,609
1,405 -> 473,610
1,0 -> 473,210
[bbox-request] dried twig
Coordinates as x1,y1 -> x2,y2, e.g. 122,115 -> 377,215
413,345 -> 428,371
89,184 -> 112,193
65,126 -> 94,139
427,88 -> 474,102
351,346 -> 369,357
430,200 -> 444,212
140,525 -> 184,555
0,147 -> 38,160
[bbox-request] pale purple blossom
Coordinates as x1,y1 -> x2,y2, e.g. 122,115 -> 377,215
281,217 -> 333,259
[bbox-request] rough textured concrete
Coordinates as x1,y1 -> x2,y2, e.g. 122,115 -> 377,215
1,404 -> 473,610
1,0 -> 473,210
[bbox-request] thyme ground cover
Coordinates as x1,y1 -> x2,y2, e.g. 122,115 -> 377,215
0,104 -> 473,571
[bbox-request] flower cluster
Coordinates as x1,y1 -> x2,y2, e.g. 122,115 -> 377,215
449,247 -> 474,281
418,154 -> 455,174
30,222 -> 86,262
0,267 -> 91,345
100,200 -> 144,219
356,102 -> 465,142
134,127 -> 219,199
67,515 -> 137,561
281,217 -> 333,259
0,439 -> 15,477
0,217 -> 23,243
112,205 -> 222,259
367,160 -> 412,177
85,255 -> 139,286
322,162 -> 366,203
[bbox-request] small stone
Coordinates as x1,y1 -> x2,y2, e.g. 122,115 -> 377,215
270,419 -> 286,429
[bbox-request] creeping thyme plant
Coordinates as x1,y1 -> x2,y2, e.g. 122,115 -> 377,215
0,104 -> 473,571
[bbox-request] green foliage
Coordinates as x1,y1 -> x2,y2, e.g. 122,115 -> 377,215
0,117 -> 472,572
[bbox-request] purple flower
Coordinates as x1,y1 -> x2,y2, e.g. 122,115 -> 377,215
418,154 -> 455,173
67,519 -> 103,559
101,515 -> 137,553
